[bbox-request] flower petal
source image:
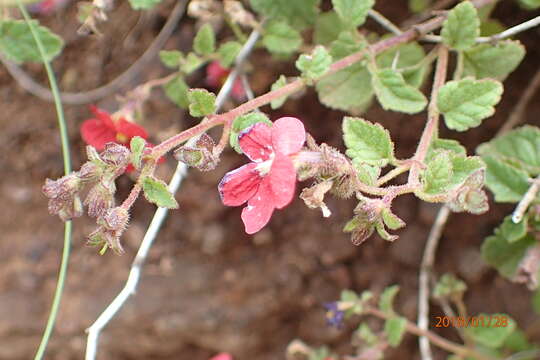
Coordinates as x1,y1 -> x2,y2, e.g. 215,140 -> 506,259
89,105 -> 115,130
269,153 -> 297,209
241,179 -> 275,234
80,118 -> 117,151
271,117 -> 306,155
206,61 -> 229,88
218,163 -> 261,206
238,122 -> 273,162
116,118 -> 149,142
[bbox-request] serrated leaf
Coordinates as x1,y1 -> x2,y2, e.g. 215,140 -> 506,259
371,68 -> 428,114
427,138 -> 467,161
449,155 -> 484,187
164,76 -> 189,109
181,53 -> 204,74
130,136 -> 146,170
193,24 -> 216,56
357,323 -> 379,346
262,20 -> 302,55
270,75 -> 288,109
441,1 -> 480,51
384,317 -> 407,347
343,117 -> 395,166
477,126 -> 540,176
499,215 -> 528,243
142,176 -> 179,209
438,78 -> 503,132
482,232 -> 536,279
354,161 -> 381,186
517,0 -> 540,9
433,273 -> 467,298
376,222 -> 398,241
230,113 -> 272,153
188,89 -> 216,117
159,50 -> 183,68
249,0 -> 320,30
313,11 -> 348,45
482,155 -> 530,203
463,41 -> 525,80
381,208 -> 405,230
129,0 -> 162,9
379,285 -> 399,315
332,0 -> 374,28
465,313 -> 516,348
217,41 -> 241,68
0,20 -> 63,63
376,41 -> 428,88
422,151 -> 453,195
296,46 -> 333,81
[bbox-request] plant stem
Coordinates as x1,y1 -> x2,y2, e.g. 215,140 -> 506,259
16,3 -> 73,360
377,164 -> 411,186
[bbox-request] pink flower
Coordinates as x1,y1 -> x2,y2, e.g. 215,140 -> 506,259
218,117 -> 306,234
28,0 -> 71,15
206,61 -> 245,101
209,354 -> 233,360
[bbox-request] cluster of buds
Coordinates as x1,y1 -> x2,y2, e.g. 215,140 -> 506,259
43,143 -> 132,253
174,133 -> 219,171
89,207 -> 130,254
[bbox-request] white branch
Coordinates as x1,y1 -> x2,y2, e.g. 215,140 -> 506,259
85,30 -> 260,360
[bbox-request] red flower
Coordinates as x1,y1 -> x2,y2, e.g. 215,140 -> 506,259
206,61 -> 246,101
218,117 -> 306,234
209,354 -> 232,360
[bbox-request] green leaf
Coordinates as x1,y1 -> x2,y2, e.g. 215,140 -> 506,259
0,19 -> 63,63
482,155 -> 530,203
427,138 -> 467,161
441,1 -> 480,51
438,78 -> 503,132
376,41 -> 428,88
463,41 -> 525,80
296,46 -> 333,81
164,76 -> 189,109
384,317 -> 407,347
159,50 -> 183,68
187,89 -> 216,117
517,0 -> 540,9
129,0 -> 162,9
193,24 -> 216,56
480,19 -> 506,37
433,273 -> 467,298
477,126 -> 540,176
332,0 -> 374,28
482,232 -> 536,279
371,68 -> 428,114
533,289 -> 540,314
249,0 -> 320,30
262,20 -> 302,55
217,41 -> 241,68
379,285 -> 399,315
354,161 -> 380,186
465,313 -> 516,349
142,176 -> 179,209
270,75 -> 289,109
343,117 -> 395,166
356,323 -> 379,346
381,208 -> 405,230
230,113 -> 272,153
313,11 -> 348,45
422,151 -> 453,195
449,155 -> 484,187
409,0 -> 430,12
180,53 -> 204,74
499,215 -> 528,243
503,329 -> 534,352
129,136 -> 146,170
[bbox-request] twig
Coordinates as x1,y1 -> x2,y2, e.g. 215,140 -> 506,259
368,9 -> 402,35
512,176 -> 540,223
1,0 -> 187,105
84,30 -> 260,360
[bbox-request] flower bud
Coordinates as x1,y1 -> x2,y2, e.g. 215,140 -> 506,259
88,226 -> 125,255
99,207 -> 129,232
85,179 -> 116,218
174,133 -> 219,171
43,173 -> 85,221
100,142 -> 131,168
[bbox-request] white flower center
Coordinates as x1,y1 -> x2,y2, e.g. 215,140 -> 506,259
255,151 -> 275,176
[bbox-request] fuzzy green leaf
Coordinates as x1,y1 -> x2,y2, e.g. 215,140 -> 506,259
142,176 -> 179,209
463,41 -> 525,80
384,317 -> 407,347
441,1 -> 480,51
465,313 -> 516,348
164,76 -> 189,109
159,50 -> 183,68
409,0 -> 430,12
422,151 -> 453,195
296,46 -> 333,81
433,273 -> 467,299
371,68 -> 428,114
376,41 -> 428,88
188,89 -> 216,117
517,0 -> 540,9
381,209 -> 405,230
438,78 -> 503,132
427,138 -> 467,161
499,215 -> 528,243
130,136 -> 146,170
193,24 -> 216,56
180,53 -> 204,74
129,0 -> 162,9
482,232 -> 536,279
354,161 -> 381,186
482,155 -> 530,203
379,285 -> 400,315
249,0 -> 320,30
262,20 -> 302,55
0,19 -> 63,63
313,11 -> 348,45
331,0 -> 374,28
343,117 -> 395,166
230,113 -> 272,153
217,41 -> 241,68
270,75 -> 289,109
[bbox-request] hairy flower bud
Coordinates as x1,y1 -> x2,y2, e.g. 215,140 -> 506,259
99,207 -> 129,232
85,179 -> 116,218
100,142 -> 131,169
43,173 -> 85,221
88,226 -> 125,255
174,133 -> 219,171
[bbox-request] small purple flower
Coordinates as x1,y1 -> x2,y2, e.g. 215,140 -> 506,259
324,302 -> 344,328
